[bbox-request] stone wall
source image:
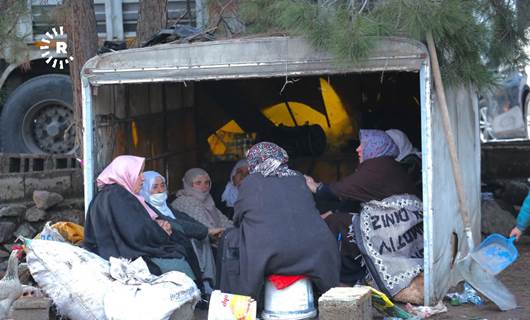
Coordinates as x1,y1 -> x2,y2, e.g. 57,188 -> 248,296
0,191 -> 84,271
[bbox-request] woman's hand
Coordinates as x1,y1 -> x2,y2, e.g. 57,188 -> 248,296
208,228 -> 224,240
304,175 -> 320,193
320,211 -> 333,220
156,219 -> 173,236
510,227 -> 522,241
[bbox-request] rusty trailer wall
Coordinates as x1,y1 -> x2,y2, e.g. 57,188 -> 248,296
92,82 -> 198,193
91,71 -> 423,195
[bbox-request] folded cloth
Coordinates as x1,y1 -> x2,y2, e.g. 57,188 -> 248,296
267,275 -> 305,290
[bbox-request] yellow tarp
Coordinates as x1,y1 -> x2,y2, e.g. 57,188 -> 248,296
208,78 -> 356,155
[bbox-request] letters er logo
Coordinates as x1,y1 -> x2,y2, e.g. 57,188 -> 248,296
39,26 -> 74,70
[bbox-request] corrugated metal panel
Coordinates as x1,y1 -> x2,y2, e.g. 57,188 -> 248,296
429,86 -> 481,302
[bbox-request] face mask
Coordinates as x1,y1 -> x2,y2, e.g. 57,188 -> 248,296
149,192 -> 168,206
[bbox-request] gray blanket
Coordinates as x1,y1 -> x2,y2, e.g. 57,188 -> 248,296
350,194 -> 423,297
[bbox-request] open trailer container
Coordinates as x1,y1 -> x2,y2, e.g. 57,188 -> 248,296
81,36 -> 480,304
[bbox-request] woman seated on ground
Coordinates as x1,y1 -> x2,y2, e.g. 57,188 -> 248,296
83,155 -> 201,282
171,168 -> 233,232
140,171 -> 223,293
385,128 -> 422,193
218,160 -> 249,219
305,129 -> 423,302
306,129 -> 420,207
218,142 -> 340,300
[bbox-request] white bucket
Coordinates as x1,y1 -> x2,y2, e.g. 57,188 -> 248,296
261,277 -> 317,320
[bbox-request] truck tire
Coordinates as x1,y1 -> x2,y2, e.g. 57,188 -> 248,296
0,74 -> 75,154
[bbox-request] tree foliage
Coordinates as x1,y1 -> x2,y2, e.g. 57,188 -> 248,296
240,0 -> 530,88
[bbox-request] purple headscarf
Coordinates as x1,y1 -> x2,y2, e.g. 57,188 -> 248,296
360,129 -> 399,162
247,142 -> 298,177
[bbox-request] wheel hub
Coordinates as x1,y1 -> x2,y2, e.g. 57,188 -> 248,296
24,101 -> 75,154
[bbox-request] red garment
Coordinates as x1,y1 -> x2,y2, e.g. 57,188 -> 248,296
267,275 -> 305,290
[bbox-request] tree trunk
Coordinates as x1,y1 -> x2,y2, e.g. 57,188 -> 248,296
63,0 -> 98,157
136,0 -> 168,47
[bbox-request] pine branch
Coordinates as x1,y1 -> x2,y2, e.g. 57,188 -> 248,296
237,0 -> 529,89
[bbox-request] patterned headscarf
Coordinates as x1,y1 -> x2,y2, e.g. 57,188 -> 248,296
360,129 -> 399,162
96,155 -> 158,220
246,142 -> 298,177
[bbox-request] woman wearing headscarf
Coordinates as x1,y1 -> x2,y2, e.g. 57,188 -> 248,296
306,129 -> 419,205
385,129 -> 421,162
221,159 -> 249,208
218,142 -> 340,299
385,129 -> 422,194
83,155 -> 201,282
305,130 -> 423,304
305,129 -> 420,286
171,168 -> 233,230
217,160 -> 249,219
140,171 -> 221,293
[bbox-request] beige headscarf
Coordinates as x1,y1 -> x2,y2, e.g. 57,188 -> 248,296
174,168 -> 225,228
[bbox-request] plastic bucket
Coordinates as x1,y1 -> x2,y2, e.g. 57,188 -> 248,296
261,277 -> 317,320
471,233 -> 518,275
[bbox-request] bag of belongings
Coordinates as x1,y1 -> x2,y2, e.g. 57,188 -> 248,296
25,239 -> 200,320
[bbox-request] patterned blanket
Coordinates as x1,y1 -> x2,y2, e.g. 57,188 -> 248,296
350,194 -> 423,297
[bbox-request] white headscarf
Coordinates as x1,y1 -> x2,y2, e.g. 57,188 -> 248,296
221,160 -> 248,207
140,171 -> 176,219
385,129 -> 421,161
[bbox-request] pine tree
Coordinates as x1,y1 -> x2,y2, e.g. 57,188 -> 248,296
239,0 -> 530,88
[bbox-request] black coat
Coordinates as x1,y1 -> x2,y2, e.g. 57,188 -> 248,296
218,174 -> 340,299
83,184 -> 201,279
165,207 -> 209,240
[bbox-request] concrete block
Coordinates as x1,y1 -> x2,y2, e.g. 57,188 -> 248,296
25,206 -> 47,222
0,204 -> 27,218
0,221 -> 17,242
8,297 -> 51,320
0,176 -> 25,202
24,172 -> 71,198
318,286 -> 372,320
70,170 -> 84,197
13,223 -> 37,239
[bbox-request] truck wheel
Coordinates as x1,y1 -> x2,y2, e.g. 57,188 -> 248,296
0,74 -> 75,154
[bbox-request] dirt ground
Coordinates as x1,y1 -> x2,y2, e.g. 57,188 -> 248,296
195,242 -> 530,320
